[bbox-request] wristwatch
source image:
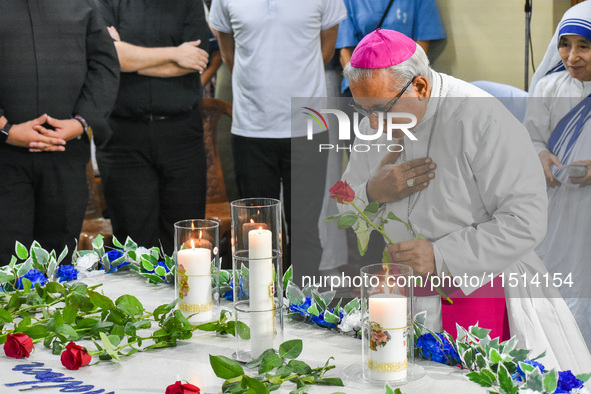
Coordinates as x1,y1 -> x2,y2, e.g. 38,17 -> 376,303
0,122 -> 12,144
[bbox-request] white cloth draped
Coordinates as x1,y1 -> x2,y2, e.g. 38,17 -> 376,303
341,71 -> 591,373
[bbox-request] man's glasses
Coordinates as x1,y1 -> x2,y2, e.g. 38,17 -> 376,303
350,76 -> 416,117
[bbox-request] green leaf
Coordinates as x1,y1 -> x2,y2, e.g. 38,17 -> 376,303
243,376 -> 269,394
525,366 -> 543,392
470,325 -> 491,340
279,339 -> 303,359
466,371 -> 494,388
236,321 -> 250,340
56,324 -> 79,340
99,331 -> 120,361
386,386 -> 403,394
509,348 -> 530,362
115,294 -> 144,316
314,377 -> 344,386
476,353 -> 487,370
364,201 -> 379,214
46,282 -> 65,294
88,291 -> 116,311
576,373 -> 591,383
498,363 -> 518,394
307,303 -> 320,316
62,305 -> 78,325
57,247 -> 68,265
354,220 -> 370,256
112,236 -> 124,249
343,298 -> 360,314
15,241 -> 29,260
337,214 -> 357,230
209,354 -> 244,379
386,211 -> 410,230
0,308 -> 13,323
259,352 -> 283,374
323,310 -> 341,325
52,340 -> 63,355
543,369 -> 558,394
75,318 -> 99,329
283,266 -> 292,292
489,348 -> 502,364
382,246 -> 393,263
287,359 -> 311,375
286,282 -> 305,305
21,278 -> 32,293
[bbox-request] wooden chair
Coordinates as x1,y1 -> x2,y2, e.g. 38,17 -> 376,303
202,98 -> 233,266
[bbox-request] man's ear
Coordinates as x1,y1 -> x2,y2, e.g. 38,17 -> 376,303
413,75 -> 430,98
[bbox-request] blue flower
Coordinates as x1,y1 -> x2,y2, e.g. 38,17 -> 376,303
513,360 -> 546,382
555,370 -> 584,393
416,333 -> 461,365
222,278 -> 247,301
16,269 -> 47,290
289,298 -> 343,328
289,298 -> 313,319
57,265 -> 78,282
102,249 -> 130,273
106,250 -> 124,262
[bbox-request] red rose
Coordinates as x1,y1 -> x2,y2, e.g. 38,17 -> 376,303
329,181 -> 355,204
60,342 -> 92,370
165,381 -> 201,394
3,333 -> 34,359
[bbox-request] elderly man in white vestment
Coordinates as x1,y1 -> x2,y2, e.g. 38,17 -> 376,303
339,29 -> 591,373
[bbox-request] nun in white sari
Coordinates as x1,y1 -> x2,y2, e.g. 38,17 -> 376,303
524,1 -> 591,353
340,28 -> 591,373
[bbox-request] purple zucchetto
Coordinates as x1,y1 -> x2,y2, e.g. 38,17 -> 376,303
350,29 -> 417,69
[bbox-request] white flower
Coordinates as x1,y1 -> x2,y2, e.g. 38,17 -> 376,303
338,310 -> 361,333
75,254 -> 100,271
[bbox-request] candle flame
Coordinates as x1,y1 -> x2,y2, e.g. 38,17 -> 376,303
190,239 -> 195,249
258,226 -> 263,230
250,219 -> 254,224
191,221 -> 195,231
199,230 -> 203,239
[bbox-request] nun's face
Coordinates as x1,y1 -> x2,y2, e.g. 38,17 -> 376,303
559,34 -> 591,81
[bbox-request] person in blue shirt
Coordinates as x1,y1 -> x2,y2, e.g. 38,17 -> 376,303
337,0 -> 446,95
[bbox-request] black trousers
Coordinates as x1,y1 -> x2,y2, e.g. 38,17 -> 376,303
232,133 -> 329,284
97,108 -> 206,255
0,138 -> 89,266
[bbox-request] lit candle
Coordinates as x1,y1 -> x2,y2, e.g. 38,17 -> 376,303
177,240 -> 213,323
242,219 -> 268,247
368,293 -> 408,381
248,227 -> 274,358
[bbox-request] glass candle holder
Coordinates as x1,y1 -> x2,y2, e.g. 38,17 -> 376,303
231,198 -> 283,360
174,219 -> 220,324
361,263 -> 414,383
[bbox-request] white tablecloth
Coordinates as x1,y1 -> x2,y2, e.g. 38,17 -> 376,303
0,273 -> 486,393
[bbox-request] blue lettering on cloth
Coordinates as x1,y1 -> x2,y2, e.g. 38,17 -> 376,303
5,362 -> 114,393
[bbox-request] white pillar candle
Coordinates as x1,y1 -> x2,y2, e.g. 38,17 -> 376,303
177,245 -> 213,323
248,228 -> 275,358
368,293 -> 408,381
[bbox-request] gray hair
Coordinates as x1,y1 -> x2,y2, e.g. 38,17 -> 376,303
343,43 -> 432,91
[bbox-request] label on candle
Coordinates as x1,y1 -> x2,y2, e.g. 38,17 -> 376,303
177,248 -> 213,323
368,294 -> 408,381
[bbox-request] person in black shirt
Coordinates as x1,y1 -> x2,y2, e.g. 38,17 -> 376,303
0,0 -> 120,266
96,0 -> 209,254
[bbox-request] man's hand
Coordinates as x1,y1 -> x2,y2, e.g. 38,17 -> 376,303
387,239 -> 435,276
569,160 -> 591,187
367,150 -> 436,204
538,150 -> 561,188
174,40 -> 209,72
32,116 -> 83,151
6,114 -> 66,152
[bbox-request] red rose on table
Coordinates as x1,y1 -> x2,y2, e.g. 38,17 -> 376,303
60,342 -> 92,370
329,181 -> 355,204
3,333 -> 34,359
165,381 -> 200,394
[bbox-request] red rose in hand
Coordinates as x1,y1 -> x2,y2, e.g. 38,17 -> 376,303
165,381 -> 201,394
4,333 -> 34,359
60,342 -> 92,370
329,181 -> 355,204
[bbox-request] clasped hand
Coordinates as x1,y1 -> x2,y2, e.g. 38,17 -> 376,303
7,114 -> 83,152
387,239 -> 436,276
